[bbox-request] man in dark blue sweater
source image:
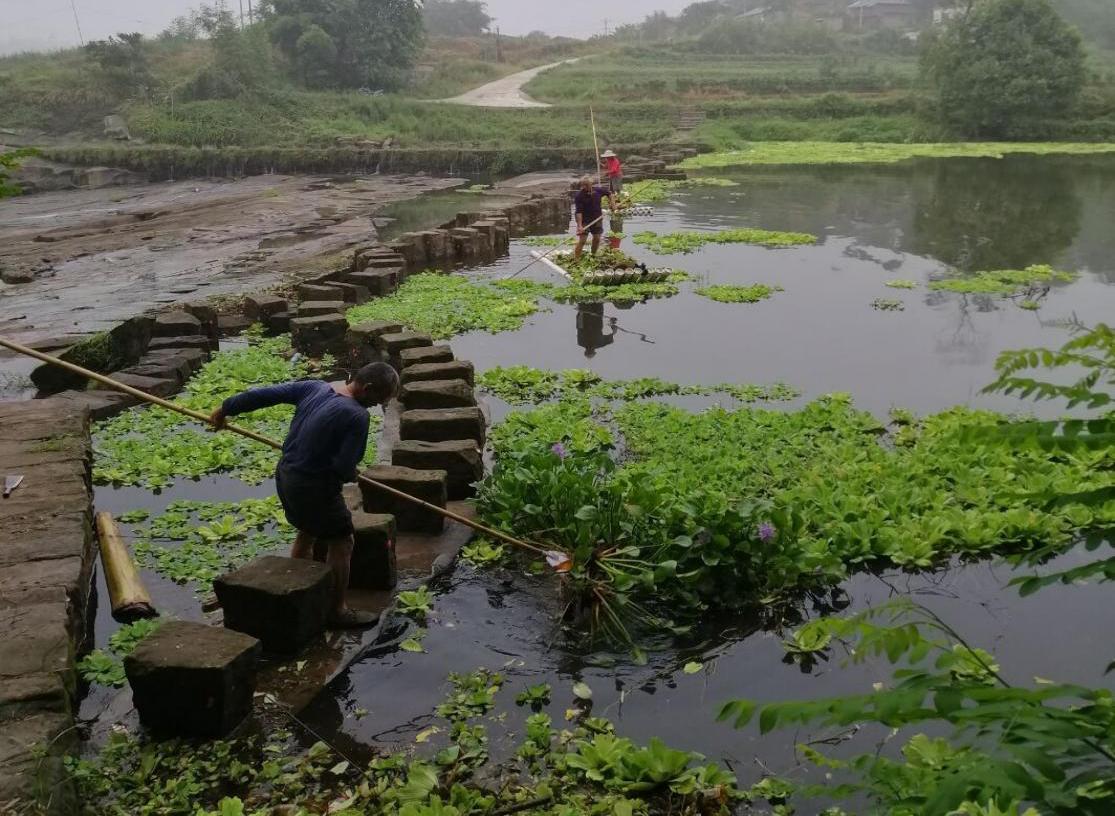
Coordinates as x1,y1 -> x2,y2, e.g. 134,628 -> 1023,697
210,362 -> 399,627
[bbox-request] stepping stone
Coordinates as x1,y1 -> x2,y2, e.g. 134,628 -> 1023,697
243,294 -> 288,321
185,302 -> 220,342
298,283 -> 345,302
364,256 -> 408,271
400,379 -> 476,410
214,556 -> 333,654
218,314 -> 253,335
153,310 -> 203,338
266,311 -> 291,334
400,345 -> 453,368
141,347 -> 207,374
97,371 -> 178,398
330,281 -> 371,305
51,389 -> 136,420
147,335 -> 215,353
400,407 -> 486,445
345,269 -> 399,297
295,300 -> 346,318
392,440 -> 483,500
401,360 -> 475,386
125,621 -> 261,737
360,466 -> 447,534
314,513 -> 397,590
291,315 -> 348,357
376,331 -> 433,363
347,320 -> 404,363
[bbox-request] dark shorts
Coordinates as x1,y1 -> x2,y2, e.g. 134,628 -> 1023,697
275,464 -> 353,539
581,222 -> 604,236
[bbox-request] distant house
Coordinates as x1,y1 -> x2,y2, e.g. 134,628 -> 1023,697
738,6 -> 788,24
933,4 -> 964,25
846,0 -> 917,31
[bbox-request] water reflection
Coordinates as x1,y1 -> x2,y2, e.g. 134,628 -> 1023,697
576,303 -> 616,358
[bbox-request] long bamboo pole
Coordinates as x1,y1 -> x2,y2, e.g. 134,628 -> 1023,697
590,106 -> 603,186
0,336 -> 560,561
96,511 -> 157,622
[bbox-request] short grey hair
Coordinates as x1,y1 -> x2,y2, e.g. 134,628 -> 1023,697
580,175 -> 593,187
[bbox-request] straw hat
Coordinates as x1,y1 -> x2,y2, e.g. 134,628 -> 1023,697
600,149 -> 617,158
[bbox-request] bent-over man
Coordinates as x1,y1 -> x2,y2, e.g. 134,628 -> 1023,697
573,175 -> 614,260
210,362 -> 399,628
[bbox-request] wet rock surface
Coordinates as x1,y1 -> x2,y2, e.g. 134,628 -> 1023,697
0,401 -> 92,814
360,466 -> 448,534
391,440 -> 483,500
0,174 -> 464,347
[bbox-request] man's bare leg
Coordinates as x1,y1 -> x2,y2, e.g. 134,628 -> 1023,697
323,535 -> 354,615
591,232 -> 602,255
574,233 -> 588,260
291,530 -> 315,560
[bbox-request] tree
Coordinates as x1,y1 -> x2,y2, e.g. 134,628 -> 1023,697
922,0 -> 1086,138
85,33 -> 152,96
422,0 -> 492,37
1,148 -> 37,198
262,0 -> 425,91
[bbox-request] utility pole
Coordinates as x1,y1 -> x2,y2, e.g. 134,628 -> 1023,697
604,18 -> 610,37
247,0 -> 254,24
69,0 -> 85,46
239,0 -> 245,27
495,27 -> 503,63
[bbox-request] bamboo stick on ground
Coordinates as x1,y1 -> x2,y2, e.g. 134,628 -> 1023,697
96,511 -> 158,622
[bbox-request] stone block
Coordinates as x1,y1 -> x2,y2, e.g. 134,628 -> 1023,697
295,300 -> 346,318
375,331 -> 433,362
365,255 -> 409,270
125,621 -> 261,737
401,360 -> 475,386
0,604 -> 73,719
218,314 -> 253,336
266,311 -> 291,334
330,281 -> 371,305
30,316 -> 153,393
388,236 -> 425,269
360,466 -> 447,534
400,407 -> 486,445
298,283 -> 345,302
291,315 -> 348,357
147,335 -> 215,353
450,227 -> 486,260
346,269 -> 399,297
143,346 -> 208,373
153,310 -> 203,338
50,389 -> 137,420
97,371 -> 178,398
129,357 -> 191,384
400,379 -> 476,410
392,440 -> 483,500
314,513 -> 397,590
346,320 -> 404,364
243,294 -> 288,322
419,230 -> 453,263
400,345 -> 453,368
355,246 -> 405,271
185,302 -> 220,342
214,556 -> 333,654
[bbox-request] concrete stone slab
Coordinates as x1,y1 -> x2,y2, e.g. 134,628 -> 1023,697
392,440 -> 483,500
0,604 -> 73,718
401,360 -> 475,386
400,345 -> 454,367
96,371 -> 178,397
291,315 -> 348,358
0,711 -> 76,815
214,556 -> 333,654
243,294 -> 288,321
361,466 -> 447,534
400,379 -> 476,410
298,283 -> 345,302
147,335 -> 215,353
400,407 -> 486,445
376,331 -> 433,360
126,621 -> 261,737
295,301 -> 347,319
345,269 -> 399,296
153,310 -> 203,337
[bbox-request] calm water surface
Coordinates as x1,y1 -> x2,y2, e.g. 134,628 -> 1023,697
80,157 -> 1115,789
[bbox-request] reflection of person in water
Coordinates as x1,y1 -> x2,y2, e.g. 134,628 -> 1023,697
576,303 -> 615,358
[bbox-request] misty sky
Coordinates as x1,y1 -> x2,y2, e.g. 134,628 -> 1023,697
1,0 -> 694,54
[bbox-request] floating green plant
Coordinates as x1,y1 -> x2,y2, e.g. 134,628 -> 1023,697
477,366 -> 799,406
695,284 -> 783,303
884,279 -> 918,289
928,264 -> 1077,296
631,177 -> 739,203
679,141 -> 1115,169
347,272 -> 545,339
123,498 -> 290,588
871,298 -> 905,311
633,228 -> 816,254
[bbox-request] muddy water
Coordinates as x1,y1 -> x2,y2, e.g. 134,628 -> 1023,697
297,155 -> 1115,781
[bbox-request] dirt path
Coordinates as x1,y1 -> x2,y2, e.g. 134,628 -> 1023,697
442,59 -> 578,108
0,174 -> 463,348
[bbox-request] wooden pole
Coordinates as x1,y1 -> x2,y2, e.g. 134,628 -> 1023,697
0,336 -> 559,561
590,106 -> 603,186
96,511 -> 157,622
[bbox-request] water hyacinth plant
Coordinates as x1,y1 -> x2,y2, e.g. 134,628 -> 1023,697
695,284 -> 783,304
633,228 -> 817,254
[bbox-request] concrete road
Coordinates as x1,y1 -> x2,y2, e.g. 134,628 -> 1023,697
442,59 -> 578,108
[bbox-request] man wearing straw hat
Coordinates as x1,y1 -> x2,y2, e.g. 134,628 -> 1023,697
600,149 -> 623,196
210,362 -> 399,628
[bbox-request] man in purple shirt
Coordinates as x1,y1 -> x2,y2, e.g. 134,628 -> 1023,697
210,362 -> 399,627
573,175 -> 614,261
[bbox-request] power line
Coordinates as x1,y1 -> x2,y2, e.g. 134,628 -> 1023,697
70,0 -> 85,46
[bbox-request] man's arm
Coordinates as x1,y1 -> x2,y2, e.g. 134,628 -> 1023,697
210,381 -> 315,428
333,412 -> 371,483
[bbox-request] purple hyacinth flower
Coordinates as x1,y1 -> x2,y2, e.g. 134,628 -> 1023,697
757,522 -> 777,543
551,442 -> 569,460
